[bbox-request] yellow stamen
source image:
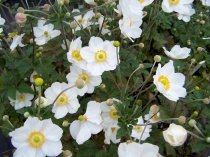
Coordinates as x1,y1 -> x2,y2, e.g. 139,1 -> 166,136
111,127 -> 116,133
78,73 -> 90,84
95,50 -> 107,62
28,131 -> 45,148
151,115 -> 160,121
43,31 -> 49,36
109,109 -> 119,120
78,115 -> 87,121
134,125 -> 143,133
138,0 -> 144,3
168,0 -> 180,5
71,50 -> 83,61
158,75 -> 170,91
56,93 -> 69,106
17,94 -> 25,102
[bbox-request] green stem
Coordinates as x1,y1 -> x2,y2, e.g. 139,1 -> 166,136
25,10 -> 49,16
36,86 -> 42,117
187,131 -> 205,141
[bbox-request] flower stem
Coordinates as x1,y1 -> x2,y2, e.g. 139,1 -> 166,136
187,131 -> 205,141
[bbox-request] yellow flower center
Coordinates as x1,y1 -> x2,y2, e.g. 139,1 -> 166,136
43,31 -> 49,36
72,50 -> 83,61
151,115 -> 160,121
32,74 -> 39,80
158,75 -> 170,91
78,115 -> 87,121
95,50 -> 107,62
134,125 -> 143,133
168,0 -> 180,5
78,73 -> 90,84
109,109 -> 119,120
111,127 -> 116,133
56,93 -> 69,106
138,0 -> 144,3
77,18 -> 83,24
28,131 -> 45,148
8,32 -> 17,38
102,23 -> 108,29
17,94 -> 25,102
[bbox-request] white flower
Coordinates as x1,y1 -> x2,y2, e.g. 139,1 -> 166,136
138,0 -> 154,8
44,82 -> 80,119
153,60 -> 187,102
67,37 -> 87,70
10,33 -> 25,51
8,91 -> 33,110
33,20 -> 61,45
104,123 -> 120,144
177,5 -> 195,22
118,142 -> 162,157
163,123 -> 187,147
162,0 -> 194,13
69,101 -> 103,144
73,9 -> 95,31
100,99 -> 120,129
98,16 -> 111,35
80,36 -> 119,76
144,111 -> 161,123
84,0 -> 97,5
30,71 -> 39,83
9,117 -> 63,157
201,0 -> 210,6
35,96 -> 49,108
131,116 -> 152,141
66,65 -> 102,96
0,14 -> 5,33
163,45 -> 191,59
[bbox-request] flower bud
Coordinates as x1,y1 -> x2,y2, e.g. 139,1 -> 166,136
197,47 -> 205,52
138,42 -> 144,48
15,13 -> 27,25
35,78 -> 44,86
191,58 -> 196,64
139,64 -> 144,69
24,112 -> 30,118
178,116 -> 186,124
99,83 -> 106,89
154,55 -> 161,62
203,98 -> 210,104
188,119 -> 196,127
2,115 -> 9,121
29,38 -> 34,44
143,11 -> 147,17
35,97 -> 49,108
113,41 -> 120,47
57,0 -> 64,5
150,104 -> 160,114
65,12 -> 71,18
63,150 -> 73,157
200,20 -> 205,25
95,12 -> 102,18
42,4 -> 51,11
187,40 -> 191,46
76,79 -> 85,89
17,7 -> 25,13
193,111 -> 199,117
62,120 -> 69,127
106,99 -> 114,106
194,86 -> 200,91
206,137 -> 210,143
70,21 -> 77,29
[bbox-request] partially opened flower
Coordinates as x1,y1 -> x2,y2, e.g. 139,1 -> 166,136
33,20 -> 61,45
84,0 -> 97,5
118,141 -> 162,157
104,123 -> 120,144
8,91 -> 33,110
9,33 -> 25,51
73,9 -> 95,31
69,101 -> 103,144
100,99 -> 120,129
80,37 -> 118,76
30,71 -> 40,83
0,14 -> 5,33
131,116 -> 152,141
67,37 -> 87,69
201,0 -> 210,6
98,16 -> 111,35
44,82 -> 80,119
153,60 -> 187,101
163,45 -> 191,59
163,123 -> 188,147
144,111 -> 161,123
9,117 -> 63,157
66,65 -> 102,96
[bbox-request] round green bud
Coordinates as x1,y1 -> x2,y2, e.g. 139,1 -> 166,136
139,64 -> 144,69
138,42 -> 144,48
113,41 -> 120,47
154,55 -> 161,62
62,120 -> 69,127
194,86 -> 200,91
203,98 -> 210,105
76,79 -> 85,89
188,119 -> 196,127
193,111 -> 199,117
2,115 -> 9,121
206,137 -> 210,143
35,78 -> 44,86
178,116 -> 186,124
24,112 -> 30,118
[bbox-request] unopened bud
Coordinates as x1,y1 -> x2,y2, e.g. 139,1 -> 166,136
57,0 -> 64,5
35,78 -> 44,86
138,42 -> 144,48
70,21 -> 77,29
62,120 -> 69,127
42,4 -> 51,11
178,116 -> 186,124
143,11 -> 147,17
96,12 -> 102,18
63,150 -> 73,157
76,79 -> 85,89
206,137 -> 210,143
193,111 -> 199,117
203,98 -> 210,104
139,64 -> 144,69
150,104 -> 160,114
15,13 -> 27,25
17,7 -> 25,13
65,12 -> 71,18
106,99 -> 114,106
99,83 -> 106,89
154,55 -> 161,62
200,20 -> 205,25
2,115 -> 9,121
194,86 -> 200,91
24,112 -> 30,118
197,47 -> 205,52
188,119 -> 196,127
113,41 -> 120,47
187,40 -> 191,46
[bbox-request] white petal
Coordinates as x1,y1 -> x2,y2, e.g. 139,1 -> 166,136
42,140 -> 62,156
